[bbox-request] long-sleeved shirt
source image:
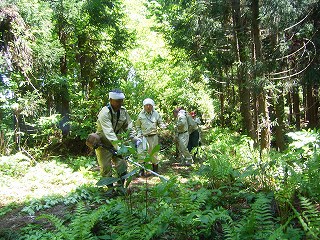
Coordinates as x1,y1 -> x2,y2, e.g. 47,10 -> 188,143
135,109 -> 164,137
96,105 -> 133,148
175,110 -> 189,134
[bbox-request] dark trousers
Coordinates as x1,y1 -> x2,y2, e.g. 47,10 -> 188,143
187,130 -> 200,152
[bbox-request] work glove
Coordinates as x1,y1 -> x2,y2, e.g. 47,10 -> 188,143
136,138 -> 142,147
132,136 -> 142,148
160,123 -> 167,129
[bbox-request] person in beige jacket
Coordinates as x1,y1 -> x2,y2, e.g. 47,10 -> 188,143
95,89 -> 134,189
173,107 -> 193,166
135,98 -> 166,174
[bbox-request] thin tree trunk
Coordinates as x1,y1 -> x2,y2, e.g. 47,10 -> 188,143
287,90 -> 293,125
253,91 -> 258,142
306,84 -> 318,128
57,7 -> 70,136
258,92 -> 271,151
303,84 -> 307,125
14,108 -> 21,150
275,88 -> 285,151
218,67 -> 225,127
292,85 -> 301,130
220,91 -> 225,127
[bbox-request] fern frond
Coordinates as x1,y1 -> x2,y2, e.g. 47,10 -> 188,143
37,213 -> 70,239
38,202 -> 111,240
192,207 -> 232,238
224,193 -> 275,240
268,215 -> 304,240
223,216 -> 244,240
113,205 -> 145,240
148,207 -> 175,237
69,202 -> 108,240
299,196 -> 320,239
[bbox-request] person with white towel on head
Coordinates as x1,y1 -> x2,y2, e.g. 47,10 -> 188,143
135,98 -> 166,175
95,89 -> 134,190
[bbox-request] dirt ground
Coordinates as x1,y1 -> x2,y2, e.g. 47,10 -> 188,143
0,204 -> 71,231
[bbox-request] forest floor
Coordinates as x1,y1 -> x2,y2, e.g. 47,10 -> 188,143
0,137 -> 203,233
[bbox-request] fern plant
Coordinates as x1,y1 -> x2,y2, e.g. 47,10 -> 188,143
289,196 -> 320,239
223,193 -> 275,240
37,202 -> 109,240
304,145 -> 320,199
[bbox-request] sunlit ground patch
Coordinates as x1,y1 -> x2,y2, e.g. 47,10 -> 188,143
0,153 -> 96,206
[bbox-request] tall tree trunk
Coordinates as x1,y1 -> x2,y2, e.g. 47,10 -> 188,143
251,0 -> 270,151
305,3 -> 320,129
253,92 -> 258,141
306,84 -> 318,128
57,4 -> 70,136
13,107 -> 21,150
292,85 -> 301,130
78,33 -> 89,94
274,88 -> 285,151
218,67 -> 225,127
220,90 -> 225,127
258,92 -> 271,151
303,84 -> 307,125
231,0 -> 256,142
287,90 -> 293,125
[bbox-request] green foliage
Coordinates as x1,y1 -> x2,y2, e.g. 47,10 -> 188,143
196,127 -> 320,239
299,196 -> 320,238
0,228 -> 21,240
21,186 -> 102,216
0,203 -> 16,217
36,202 -> 108,240
12,0 -> 63,74
201,155 -> 234,189
286,196 -> 320,239
282,130 -> 320,199
98,179 -> 231,239
199,128 -> 258,189
1,0 -> 136,155
1,128 -> 320,239
68,90 -> 102,140
62,155 -> 97,173
223,193 -> 275,240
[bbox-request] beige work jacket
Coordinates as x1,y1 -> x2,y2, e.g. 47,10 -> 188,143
175,110 -> 188,134
135,109 -> 164,137
96,105 -> 133,148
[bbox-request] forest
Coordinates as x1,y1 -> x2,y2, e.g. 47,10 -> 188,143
0,0 -> 319,239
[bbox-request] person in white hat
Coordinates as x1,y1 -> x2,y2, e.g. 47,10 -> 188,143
95,89 -> 134,191
135,98 -> 166,174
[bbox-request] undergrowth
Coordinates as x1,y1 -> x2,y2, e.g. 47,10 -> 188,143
0,127 -> 319,239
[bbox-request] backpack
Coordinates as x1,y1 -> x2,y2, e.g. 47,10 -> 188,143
186,113 -> 198,134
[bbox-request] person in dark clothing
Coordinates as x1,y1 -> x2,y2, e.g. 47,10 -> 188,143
187,111 -> 201,156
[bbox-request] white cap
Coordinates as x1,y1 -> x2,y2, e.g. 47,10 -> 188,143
109,91 -> 125,100
143,98 -> 155,106
178,109 -> 186,117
